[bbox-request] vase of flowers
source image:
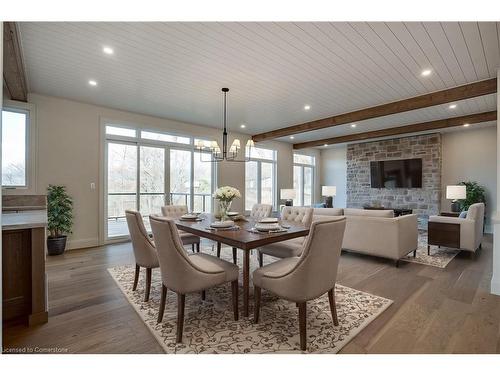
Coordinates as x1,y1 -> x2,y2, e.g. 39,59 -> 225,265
213,186 -> 241,221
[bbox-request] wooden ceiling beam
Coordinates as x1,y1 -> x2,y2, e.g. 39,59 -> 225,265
292,111 -> 497,149
252,78 -> 497,142
3,22 -> 28,102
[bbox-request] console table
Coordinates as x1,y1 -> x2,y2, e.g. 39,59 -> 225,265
363,206 -> 413,217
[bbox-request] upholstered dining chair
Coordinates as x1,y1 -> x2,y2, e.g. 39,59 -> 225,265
253,216 -> 347,351
216,203 -> 274,265
149,215 -> 239,343
125,210 -> 159,302
161,205 -> 201,253
257,206 -> 314,267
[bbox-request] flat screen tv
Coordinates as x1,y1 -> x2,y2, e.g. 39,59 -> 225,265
370,158 -> 422,188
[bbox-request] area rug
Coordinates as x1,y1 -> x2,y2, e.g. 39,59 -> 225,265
108,247 -> 392,354
401,230 -> 460,268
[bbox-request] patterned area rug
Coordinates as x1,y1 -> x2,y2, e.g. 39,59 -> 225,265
108,247 -> 392,354
401,230 -> 460,268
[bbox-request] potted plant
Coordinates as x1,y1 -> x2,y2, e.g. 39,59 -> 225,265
458,181 -> 486,211
47,185 -> 74,255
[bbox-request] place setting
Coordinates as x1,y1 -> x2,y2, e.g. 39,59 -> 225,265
248,217 -> 290,234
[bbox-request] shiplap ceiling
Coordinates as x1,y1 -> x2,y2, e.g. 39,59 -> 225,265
18,22 -> 499,144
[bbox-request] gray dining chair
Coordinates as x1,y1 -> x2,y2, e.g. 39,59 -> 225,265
253,216 -> 346,351
125,210 -> 159,302
257,206 -> 313,266
161,205 -> 201,253
149,215 -> 239,343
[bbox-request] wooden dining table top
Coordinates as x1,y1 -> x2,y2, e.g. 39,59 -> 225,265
173,214 -> 309,250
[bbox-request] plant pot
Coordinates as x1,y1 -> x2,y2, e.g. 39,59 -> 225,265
47,235 -> 67,256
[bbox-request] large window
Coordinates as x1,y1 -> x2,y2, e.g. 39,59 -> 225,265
104,126 -> 215,239
245,147 -> 277,211
2,109 -> 29,187
293,154 -> 315,206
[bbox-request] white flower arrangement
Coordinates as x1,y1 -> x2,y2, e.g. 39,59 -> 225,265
213,186 -> 241,202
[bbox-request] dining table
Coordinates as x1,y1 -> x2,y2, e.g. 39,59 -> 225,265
174,214 -> 309,317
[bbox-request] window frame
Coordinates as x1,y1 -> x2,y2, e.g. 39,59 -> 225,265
245,146 -> 277,211
100,119 -> 217,243
1,100 -> 36,193
293,153 -> 316,206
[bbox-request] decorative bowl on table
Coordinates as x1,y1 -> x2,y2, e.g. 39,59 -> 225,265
210,220 -> 235,228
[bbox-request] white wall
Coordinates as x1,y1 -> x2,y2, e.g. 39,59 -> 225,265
441,126 -> 497,232
320,145 -> 347,208
19,93 -> 295,249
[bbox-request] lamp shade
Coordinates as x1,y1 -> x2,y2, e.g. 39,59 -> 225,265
280,189 -> 296,200
322,186 -> 337,197
446,185 -> 466,200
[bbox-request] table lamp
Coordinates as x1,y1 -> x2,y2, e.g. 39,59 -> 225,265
280,189 -> 296,206
322,186 -> 337,208
446,185 -> 466,213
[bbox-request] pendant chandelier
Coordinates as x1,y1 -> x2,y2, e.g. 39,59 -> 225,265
195,88 -> 254,162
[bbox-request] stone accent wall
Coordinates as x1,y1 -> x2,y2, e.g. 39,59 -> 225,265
346,134 -> 441,219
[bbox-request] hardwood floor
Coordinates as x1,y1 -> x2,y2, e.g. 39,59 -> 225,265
3,235 -> 500,354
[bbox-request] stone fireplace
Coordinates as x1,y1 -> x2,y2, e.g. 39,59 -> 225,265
346,133 -> 441,219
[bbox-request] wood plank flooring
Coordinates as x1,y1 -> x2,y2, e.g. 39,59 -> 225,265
3,236 -> 500,354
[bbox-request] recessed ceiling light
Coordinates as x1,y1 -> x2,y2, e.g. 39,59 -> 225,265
463,123 -> 470,127
351,123 -> 357,128
304,105 -> 311,110
88,80 -> 97,86
449,104 -> 457,109
103,46 -> 114,55
240,124 -> 246,128
421,69 -> 432,77
290,136 -> 295,139
324,144 -> 328,147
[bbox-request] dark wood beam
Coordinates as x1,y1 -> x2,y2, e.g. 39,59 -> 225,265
253,78 -> 497,142
293,111 -> 497,149
3,22 -> 28,102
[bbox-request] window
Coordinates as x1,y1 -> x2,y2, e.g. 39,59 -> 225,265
245,147 -> 277,210
104,124 -> 214,239
293,153 -> 315,206
2,109 -> 29,187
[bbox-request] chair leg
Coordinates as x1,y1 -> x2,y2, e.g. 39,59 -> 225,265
191,243 -> 195,253
201,290 -> 206,301
298,302 -> 307,351
157,284 -> 167,323
196,242 -> 200,253
254,286 -> 261,323
176,293 -> 185,343
144,268 -> 152,302
427,245 -> 430,256
132,264 -> 140,291
232,247 -> 237,264
413,250 -> 417,258
258,252 -> 263,267
231,280 -> 239,321
217,242 -> 221,258
328,289 -> 339,326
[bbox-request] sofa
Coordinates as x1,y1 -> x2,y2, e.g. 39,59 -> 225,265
427,202 -> 485,253
313,207 -> 418,263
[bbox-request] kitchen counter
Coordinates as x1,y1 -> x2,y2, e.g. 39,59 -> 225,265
2,209 -> 49,326
2,210 -> 47,230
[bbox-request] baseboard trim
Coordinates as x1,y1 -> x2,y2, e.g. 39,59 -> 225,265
66,238 -> 99,250
491,277 -> 500,296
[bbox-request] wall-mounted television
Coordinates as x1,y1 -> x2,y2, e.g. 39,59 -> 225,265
370,158 -> 422,188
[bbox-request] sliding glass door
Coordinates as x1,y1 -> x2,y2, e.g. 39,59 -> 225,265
104,126 -> 214,240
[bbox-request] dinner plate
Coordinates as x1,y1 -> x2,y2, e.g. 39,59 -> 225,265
259,217 -> 278,223
227,212 -> 239,217
255,223 -> 280,232
181,214 -> 199,220
210,220 -> 235,228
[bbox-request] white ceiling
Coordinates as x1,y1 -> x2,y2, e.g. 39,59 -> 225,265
18,22 -> 499,143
